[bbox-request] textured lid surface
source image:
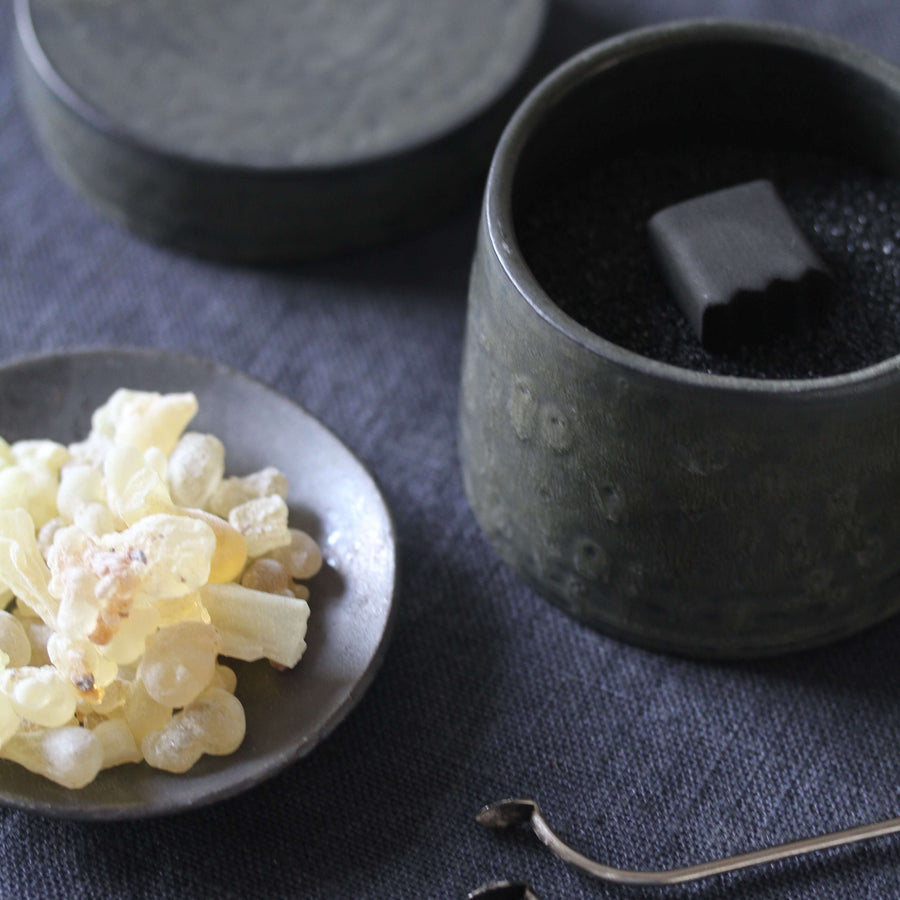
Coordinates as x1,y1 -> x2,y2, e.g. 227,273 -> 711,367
17,0 -> 546,259
27,0 -> 545,168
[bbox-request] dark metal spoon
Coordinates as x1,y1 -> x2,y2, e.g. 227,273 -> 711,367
478,798 -> 900,887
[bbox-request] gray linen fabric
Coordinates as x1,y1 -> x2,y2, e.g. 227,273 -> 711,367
3,1 -> 900,898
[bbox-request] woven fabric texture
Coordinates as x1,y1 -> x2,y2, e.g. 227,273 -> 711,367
3,2 -> 900,898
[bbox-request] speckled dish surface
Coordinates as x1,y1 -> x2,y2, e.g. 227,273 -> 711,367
0,348 -> 396,819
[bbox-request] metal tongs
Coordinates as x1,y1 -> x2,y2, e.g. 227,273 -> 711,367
470,797 -> 900,895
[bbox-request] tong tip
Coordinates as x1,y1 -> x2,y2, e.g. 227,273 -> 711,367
467,880 -> 540,900
476,798 -> 537,830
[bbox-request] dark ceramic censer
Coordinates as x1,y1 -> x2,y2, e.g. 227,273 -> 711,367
459,20 -> 900,657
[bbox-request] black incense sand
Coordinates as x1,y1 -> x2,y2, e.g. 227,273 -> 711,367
516,143 -> 900,379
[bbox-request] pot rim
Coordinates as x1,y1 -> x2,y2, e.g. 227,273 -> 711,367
485,17 -> 900,397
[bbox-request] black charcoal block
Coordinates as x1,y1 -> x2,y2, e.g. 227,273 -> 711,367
516,144 -> 900,380
648,179 -> 832,351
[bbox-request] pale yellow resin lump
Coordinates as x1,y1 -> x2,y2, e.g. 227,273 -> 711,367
201,582 -> 309,669
0,665 -> 77,728
137,621 -> 220,708
1,725 -> 103,789
168,433 -> 225,509
11,440 -> 70,472
103,445 -> 175,525
0,611 -> 31,668
0,465 -> 58,531
90,389 -> 198,455
206,466 -> 288,518
180,508 -> 246,584
228,495 -> 291,557
266,528 -> 323,580
0,509 -> 59,628
141,686 -> 245,774
92,717 -> 142,769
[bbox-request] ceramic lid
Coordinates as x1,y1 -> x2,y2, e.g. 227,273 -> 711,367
16,0 -> 547,260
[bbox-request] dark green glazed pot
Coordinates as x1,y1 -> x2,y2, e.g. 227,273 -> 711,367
459,19 -> 900,657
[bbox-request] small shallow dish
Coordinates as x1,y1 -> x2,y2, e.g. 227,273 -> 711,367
0,348 -> 396,819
